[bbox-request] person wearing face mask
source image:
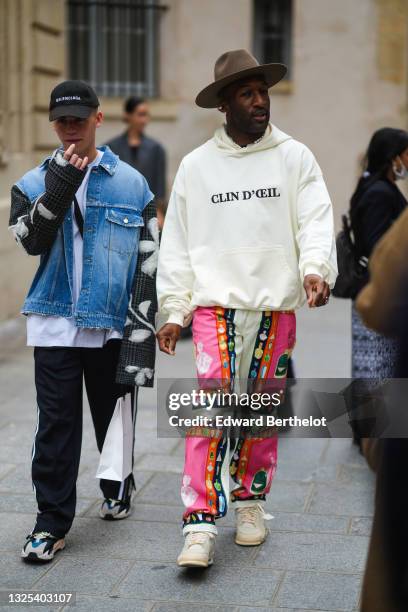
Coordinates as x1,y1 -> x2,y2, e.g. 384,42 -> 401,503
350,127 -> 408,383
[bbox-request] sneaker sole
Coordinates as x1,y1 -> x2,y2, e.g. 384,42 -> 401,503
21,541 -> 65,563
177,555 -> 214,568
235,531 -> 268,546
99,509 -> 131,521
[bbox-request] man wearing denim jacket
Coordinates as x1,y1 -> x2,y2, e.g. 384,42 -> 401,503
8,81 -> 158,562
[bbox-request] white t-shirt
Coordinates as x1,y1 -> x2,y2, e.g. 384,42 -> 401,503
27,150 -> 123,347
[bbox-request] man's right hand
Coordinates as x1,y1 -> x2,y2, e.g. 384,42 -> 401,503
156,323 -> 182,355
64,143 -> 88,170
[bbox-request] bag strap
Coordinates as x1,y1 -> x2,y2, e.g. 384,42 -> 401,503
73,195 -> 84,238
341,214 -> 368,269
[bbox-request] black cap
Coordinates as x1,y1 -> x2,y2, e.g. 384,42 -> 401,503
49,80 -> 99,121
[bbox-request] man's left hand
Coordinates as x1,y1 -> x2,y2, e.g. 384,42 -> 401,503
303,274 -> 330,308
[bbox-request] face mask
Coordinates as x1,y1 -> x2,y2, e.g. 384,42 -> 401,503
393,156 -> 408,180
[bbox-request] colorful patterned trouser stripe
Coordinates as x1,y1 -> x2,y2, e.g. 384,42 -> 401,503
181,307 -> 296,533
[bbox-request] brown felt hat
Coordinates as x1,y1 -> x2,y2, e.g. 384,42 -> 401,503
195,49 -> 287,109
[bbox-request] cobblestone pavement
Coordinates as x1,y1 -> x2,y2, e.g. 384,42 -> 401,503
0,299 -> 374,611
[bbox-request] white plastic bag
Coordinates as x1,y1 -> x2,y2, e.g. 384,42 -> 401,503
96,394 -> 133,482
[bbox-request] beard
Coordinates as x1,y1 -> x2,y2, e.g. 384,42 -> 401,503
228,107 -> 270,136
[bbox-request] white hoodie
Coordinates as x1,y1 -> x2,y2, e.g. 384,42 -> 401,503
157,123 -> 337,326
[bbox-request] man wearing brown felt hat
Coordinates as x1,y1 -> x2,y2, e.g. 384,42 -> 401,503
157,49 -> 338,568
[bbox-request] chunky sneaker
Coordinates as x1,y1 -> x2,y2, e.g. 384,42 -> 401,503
235,502 -> 273,546
177,532 -> 216,567
99,495 -> 132,520
21,532 -> 65,563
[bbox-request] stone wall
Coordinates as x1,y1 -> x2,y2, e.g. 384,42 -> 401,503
0,0 -> 407,323
0,0 -> 65,321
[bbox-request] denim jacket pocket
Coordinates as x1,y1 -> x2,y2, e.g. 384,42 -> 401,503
103,208 -> 144,254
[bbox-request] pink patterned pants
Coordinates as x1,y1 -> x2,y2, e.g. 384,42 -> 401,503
182,307 -> 296,534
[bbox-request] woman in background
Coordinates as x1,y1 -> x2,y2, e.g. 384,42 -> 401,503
351,127 -> 408,380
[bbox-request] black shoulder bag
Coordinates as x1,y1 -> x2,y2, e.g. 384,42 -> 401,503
332,214 -> 368,299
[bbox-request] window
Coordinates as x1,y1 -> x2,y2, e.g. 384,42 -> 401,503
253,0 -> 293,79
67,0 -> 165,98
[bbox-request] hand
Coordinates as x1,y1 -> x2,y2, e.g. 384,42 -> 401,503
156,323 -> 182,355
303,274 -> 330,308
63,143 -> 88,170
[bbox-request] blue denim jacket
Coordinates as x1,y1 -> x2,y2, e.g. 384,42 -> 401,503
16,146 -> 153,332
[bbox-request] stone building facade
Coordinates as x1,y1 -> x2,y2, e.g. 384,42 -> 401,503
0,0 -> 407,322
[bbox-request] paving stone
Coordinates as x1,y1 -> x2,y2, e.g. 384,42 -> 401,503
236,608 -> 283,612
254,532 -> 369,573
78,451 -> 143,472
116,561 -> 195,601
236,609 -> 333,612
218,509 -> 348,534
80,427 -> 100,451
0,552 -> 51,589
154,604 -> 235,611
69,516 -> 180,562
275,461 -> 337,483
134,454 -> 184,474
0,305 -> 372,612
308,482 -> 375,517
0,606 -> 62,612
128,502 -> 182,524
0,492 -> 93,517
0,463 -> 16,480
135,410 -> 157,431
265,480 -> 312,513
62,594 -> 153,612
266,512 -> 348,534
170,442 -> 185,457
349,517 -> 373,536
137,473 -> 312,514
76,466 -> 108,499
116,561 -> 281,607
133,432 -> 180,456
67,518 -> 253,565
0,393 -> 37,419
0,444 -> 35,464
0,464 -> 33,494
237,609 -> 302,612
275,571 -> 361,610
338,463 -> 376,486
77,466 -> 154,499
321,439 -> 367,467
0,469 -> 99,518
85,502 -> 182,524
135,473 -> 183,507
237,608 -> 345,612
0,421 -> 38,447
277,438 -> 328,464
36,556 -> 134,596
0,513 -> 36,552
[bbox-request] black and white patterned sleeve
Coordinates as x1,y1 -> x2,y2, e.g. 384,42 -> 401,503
116,201 -> 158,387
9,152 -> 86,255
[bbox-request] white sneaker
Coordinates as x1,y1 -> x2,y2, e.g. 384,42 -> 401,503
235,502 -> 273,546
21,532 -> 65,562
99,495 -> 132,520
177,531 -> 216,567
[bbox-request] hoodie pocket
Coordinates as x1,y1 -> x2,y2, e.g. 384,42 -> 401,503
214,245 -> 299,306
